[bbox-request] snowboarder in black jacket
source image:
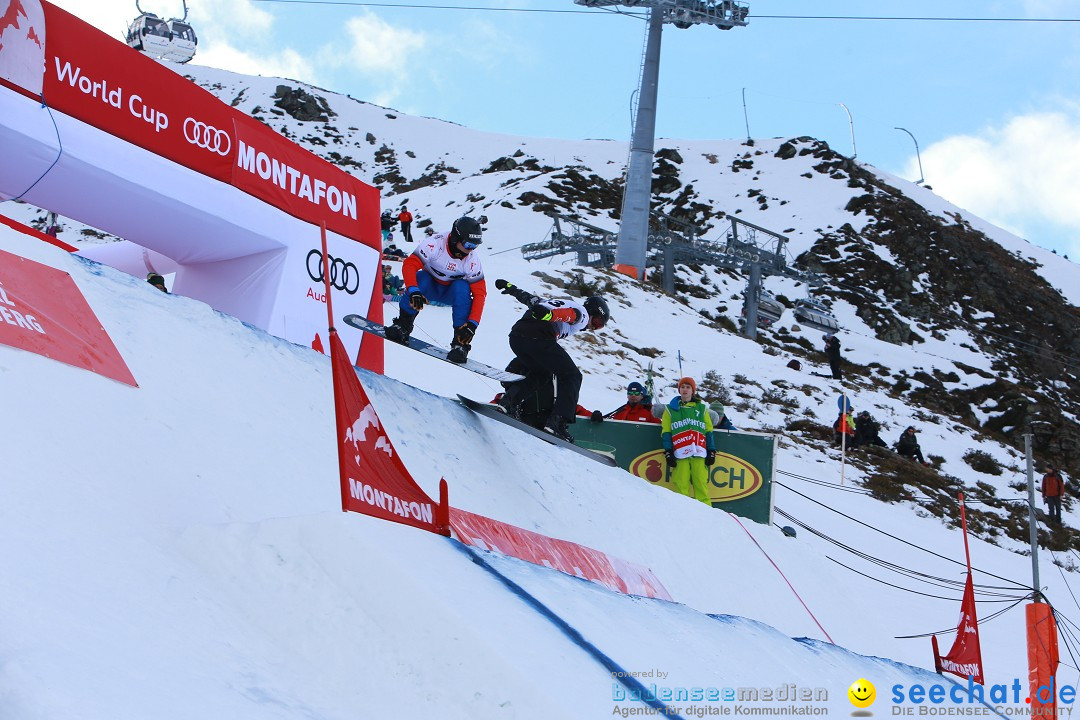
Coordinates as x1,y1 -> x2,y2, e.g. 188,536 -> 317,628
494,279 -> 610,443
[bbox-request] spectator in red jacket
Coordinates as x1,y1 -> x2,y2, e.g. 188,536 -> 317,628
610,382 -> 660,424
397,206 -> 414,243
1043,464 -> 1066,524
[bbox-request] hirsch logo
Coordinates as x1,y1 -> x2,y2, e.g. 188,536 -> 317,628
183,118 -> 231,156
306,249 -> 360,294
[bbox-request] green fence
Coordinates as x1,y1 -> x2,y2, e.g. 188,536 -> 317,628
569,418 -> 775,524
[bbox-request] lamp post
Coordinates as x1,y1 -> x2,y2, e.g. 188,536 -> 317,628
894,127 -> 925,185
838,103 -> 856,159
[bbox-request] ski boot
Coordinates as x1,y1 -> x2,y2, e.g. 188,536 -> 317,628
543,414 -> 575,444
383,311 -> 415,344
447,340 -> 471,364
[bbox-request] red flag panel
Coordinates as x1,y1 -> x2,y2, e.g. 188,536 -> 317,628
0,247 -> 136,386
937,574 -> 984,684
329,331 -> 438,533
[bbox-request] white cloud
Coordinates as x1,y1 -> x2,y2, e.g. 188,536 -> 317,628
188,0 -> 274,38
192,42 -> 316,83
918,106 -> 1080,257
338,12 -> 426,76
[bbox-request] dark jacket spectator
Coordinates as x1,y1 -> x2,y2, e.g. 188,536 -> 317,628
853,410 -> 887,448
147,273 -> 168,293
824,334 -> 843,380
1042,466 -> 1065,523
896,426 -> 928,465
384,244 -> 407,260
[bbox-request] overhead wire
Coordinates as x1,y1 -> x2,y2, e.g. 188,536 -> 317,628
248,2 -> 1080,23
776,479 -> 1032,591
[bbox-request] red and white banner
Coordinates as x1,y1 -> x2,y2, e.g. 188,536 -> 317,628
1,0 -> 384,370
449,507 -> 673,601
933,574 -> 984,684
330,331 -> 440,532
27,1 -> 379,247
0,0 -> 46,95
0,246 -> 136,386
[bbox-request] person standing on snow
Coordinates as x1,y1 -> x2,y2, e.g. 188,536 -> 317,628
494,278 -> 611,443
661,377 -> 715,505
1042,464 -> 1066,524
397,206 -> 414,243
384,216 -> 487,364
824,333 -> 843,380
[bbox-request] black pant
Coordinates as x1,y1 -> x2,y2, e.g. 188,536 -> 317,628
400,222 -> 412,243
829,356 -> 842,380
504,321 -> 581,422
1046,496 -> 1062,523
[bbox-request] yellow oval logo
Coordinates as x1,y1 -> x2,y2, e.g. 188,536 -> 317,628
628,450 -> 762,502
708,453 -> 763,501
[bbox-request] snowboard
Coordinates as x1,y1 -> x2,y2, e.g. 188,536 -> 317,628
343,315 -> 524,383
457,395 -> 618,467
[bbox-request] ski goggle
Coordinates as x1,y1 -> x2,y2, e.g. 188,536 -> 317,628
462,240 -> 479,250
627,391 -> 643,397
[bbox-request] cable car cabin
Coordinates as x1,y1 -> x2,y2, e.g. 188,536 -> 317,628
163,19 -> 197,64
125,13 -> 171,57
793,298 -> 840,333
757,291 -> 784,326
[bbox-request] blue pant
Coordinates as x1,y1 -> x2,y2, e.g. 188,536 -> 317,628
399,271 -> 474,327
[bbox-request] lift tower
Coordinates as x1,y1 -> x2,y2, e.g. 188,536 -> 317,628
573,0 -> 749,280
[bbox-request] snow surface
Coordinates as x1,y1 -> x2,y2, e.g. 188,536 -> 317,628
0,209 -> 1068,720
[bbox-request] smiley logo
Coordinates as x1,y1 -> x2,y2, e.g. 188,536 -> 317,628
848,678 -> 876,709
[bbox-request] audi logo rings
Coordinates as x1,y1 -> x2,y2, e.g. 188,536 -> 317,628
307,249 -> 361,294
183,117 -> 231,156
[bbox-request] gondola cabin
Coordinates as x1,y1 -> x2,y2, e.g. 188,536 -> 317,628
793,298 -> 840,333
124,12 -> 171,57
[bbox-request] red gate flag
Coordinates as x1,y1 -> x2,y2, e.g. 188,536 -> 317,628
1027,603 -> 1059,716
328,331 -> 441,533
933,574 -> 984,684
0,247 -> 136,386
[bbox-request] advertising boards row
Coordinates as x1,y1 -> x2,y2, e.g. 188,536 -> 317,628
569,419 -> 776,525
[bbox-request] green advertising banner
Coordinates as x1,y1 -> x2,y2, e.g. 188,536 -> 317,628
569,419 -> 775,524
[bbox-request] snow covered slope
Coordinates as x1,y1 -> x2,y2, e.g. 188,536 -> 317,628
0,196 -> 1053,720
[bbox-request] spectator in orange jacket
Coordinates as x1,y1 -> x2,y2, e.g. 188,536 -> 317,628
610,381 -> 660,424
1043,464 -> 1066,524
397,206 -> 414,243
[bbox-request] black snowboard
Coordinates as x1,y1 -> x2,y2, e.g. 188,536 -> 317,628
457,395 -> 618,467
343,314 -> 524,383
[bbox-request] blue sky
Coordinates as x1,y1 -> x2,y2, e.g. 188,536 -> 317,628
55,0 -> 1080,258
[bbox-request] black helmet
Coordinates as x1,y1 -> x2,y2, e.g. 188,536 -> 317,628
449,216 -> 483,249
583,296 -> 610,328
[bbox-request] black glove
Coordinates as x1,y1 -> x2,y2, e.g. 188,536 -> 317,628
407,288 -> 427,311
664,450 -> 676,465
455,322 -> 476,345
529,303 -> 553,321
705,450 -> 716,466
591,410 -> 603,423
495,278 -> 512,293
